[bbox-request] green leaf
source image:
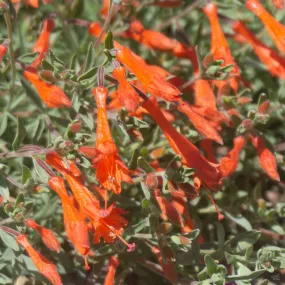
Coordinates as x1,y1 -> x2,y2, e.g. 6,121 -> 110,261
0,173 -> 9,202
22,165 -> 32,185
84,42 -> 95,72
33,158 -> 50,183
140,182 -> 151,200
0,229 -> 19,251
78,66 -> 98,81
198,267 -> 208,281
216,222 -> 225,249
14,193 -> 24,208
184,229 -> 200,240
226,269 -> 266,281
137,157 -> 154,173
0,273 -> 12,284
104,31 -> 114,50
0,112 -> 8,136
224,211 -> 252,231
21,78 -> 44,111
12,117 -> 27,151
128,149 -> 140,170
69,53 -> 78,70
17,52 -> 39,65
204,254 -> 218,277
42,59 -> 54,71
237,230 -> 261,251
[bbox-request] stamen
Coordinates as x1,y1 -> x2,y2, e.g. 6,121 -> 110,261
84,255 -> 90,270
205,189 -> 224,221
103,222 -> 136,252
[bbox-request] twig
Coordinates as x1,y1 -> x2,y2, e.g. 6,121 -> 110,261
179,74 -> 201,90
1,172 -> 23,188
155,0 -> 204,31
4,12 -> 16,87
0,147 -> 54,159
93,3 -> 121,50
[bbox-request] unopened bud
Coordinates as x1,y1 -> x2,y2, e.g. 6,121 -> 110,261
242,119 -> 253,131
157,222 -> 173,235
0,2 -> 9,15
71,122 -> 82,133
145,173 -> 159,189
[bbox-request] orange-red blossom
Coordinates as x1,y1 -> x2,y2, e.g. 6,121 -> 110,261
48,176 -> 90,269
25,218 -> 60,253
249,135 -> 280,181
232,21 -> 285,80
104,256 -> 120,285
246,0 -> 285,53
16,234 -> 62,285
141,97 -> 222,190
46,152 -> 135,251
116,46 -> 181,102
112,66 -> 140,112
23,66 -> 72,108
92,86 -> 132,194
203,2 -> 239,94
0,42 -> 8,64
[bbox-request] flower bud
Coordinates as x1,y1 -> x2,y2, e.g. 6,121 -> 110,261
0,1 -> 9,15
145,173 -> 159,189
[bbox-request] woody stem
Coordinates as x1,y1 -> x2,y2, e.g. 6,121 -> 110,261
93,3 -> 120,50
4,12 -> 16,88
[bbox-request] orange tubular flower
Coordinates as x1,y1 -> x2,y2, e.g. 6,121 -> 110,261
142,98 -> 222,190
112,66 -> 140,112
16,234 -> 62,285
249,135 -> 280,181
153,189 -> 185,227
34,19 -> 54,53
194,79 -> 217,110
233,21 -> 285,79
104,256 -> 120,285
23,66 -> 72,108
93,87 -> 132,194
203,3 -> 239,94
220,136 -> 246,177
25,219 -> 60,253
12,0 -> 39,8
124,20 -> 177,52
178,102 -> 223,145
116,46 -> 181,102
0,41 -> 8,64
151,245 -> 177,283
272,0 -> 284,9
101,0 -> 110,18
246,0 -> 285,53
48,177 -> 90,270
200,139 -> 218,164
170,196 -> 194,233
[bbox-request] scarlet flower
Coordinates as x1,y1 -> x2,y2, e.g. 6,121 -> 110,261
178,102 -> 223,145
153,189 -> 185,227
93,86 -> 132,194
200,139 -> 218,163
272,0 -> 284,9
169,196 -> 194,233
101,0 -> 110,18
246,0 -> 285,53
194,79 -> 217,110
203,3 -> 239,94
48,176 -> 90,270
112,66 -> 140,112
151,245 -> 177,283
104,256 -> 120,285
25,218 -> 60,253
124,20 -> 177,52
23,66 -> 72,108
12,0 -> 39,8
34,19 -> 54,53
16,234 -> 62,285
46,152 -> 101,220
220,136 -> 246,177
116,46 -> 181,102
142,97 -> 222,189
249,135 -> 280,181
232,21 -> 285,79
0,42 -> 8,64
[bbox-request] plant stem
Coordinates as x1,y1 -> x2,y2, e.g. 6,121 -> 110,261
4,12 -> 16,88
0,147 -> 54,159
155,0 -> 204,31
